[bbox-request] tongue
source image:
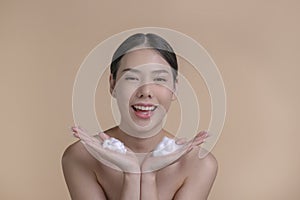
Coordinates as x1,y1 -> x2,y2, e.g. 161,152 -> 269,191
134,109 -> 152,119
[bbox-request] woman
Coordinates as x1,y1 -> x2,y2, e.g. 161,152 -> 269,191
62,33 -> 218,200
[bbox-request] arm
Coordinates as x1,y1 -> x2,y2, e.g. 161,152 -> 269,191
140,172 -> 159,200
140,153 -> 217,200
121,173 -> 141,200
61,142 -> 107,200
173,152 -> 218,200
62,142 -> 141,200
67,127 -> 141,200
140,131 -> 209,200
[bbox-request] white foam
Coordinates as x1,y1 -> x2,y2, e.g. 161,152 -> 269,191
152,136 -> 182,157
102,138 -> 127,154
102,136 -> 182,156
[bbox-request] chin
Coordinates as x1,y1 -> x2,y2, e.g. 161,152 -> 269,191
119,118 -> 164,138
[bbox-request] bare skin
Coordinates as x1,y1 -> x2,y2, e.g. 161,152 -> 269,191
62,49 -> 218,199
62,126 -> 218,200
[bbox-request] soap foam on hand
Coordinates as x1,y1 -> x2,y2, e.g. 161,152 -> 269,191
152,137 -> 183,157
101,136 -> 183,156
102,138 -> 127,154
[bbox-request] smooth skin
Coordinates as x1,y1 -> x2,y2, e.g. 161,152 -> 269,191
62,49 -> 218,200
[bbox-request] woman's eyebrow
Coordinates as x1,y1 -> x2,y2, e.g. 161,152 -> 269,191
121,68 -> 170,75
152,69 -> 170,74
121,68 -> 141,74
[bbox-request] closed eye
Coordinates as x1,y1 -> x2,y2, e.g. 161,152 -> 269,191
125,77 -> 139,81
154,77 -> 167,82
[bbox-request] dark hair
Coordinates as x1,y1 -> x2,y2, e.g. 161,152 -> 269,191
110,33 -> 178,80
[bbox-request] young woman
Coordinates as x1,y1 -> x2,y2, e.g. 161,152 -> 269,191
62,33 -> 218,200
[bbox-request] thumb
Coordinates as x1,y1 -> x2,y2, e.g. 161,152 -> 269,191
98,132 -> 110,141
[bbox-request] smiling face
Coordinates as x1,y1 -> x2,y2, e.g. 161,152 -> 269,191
110,49 -> 178,138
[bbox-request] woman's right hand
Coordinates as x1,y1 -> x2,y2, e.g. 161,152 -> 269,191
71,126 -> 140,173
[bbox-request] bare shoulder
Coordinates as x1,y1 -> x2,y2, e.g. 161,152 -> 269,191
61,140 -> 108,199
62,141 -> 83,161
196,148 -> 218,168
172,148 -> 218,199
182,147 -> 218,178
61,140 -> 96,167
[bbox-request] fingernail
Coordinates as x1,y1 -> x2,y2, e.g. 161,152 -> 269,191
200,131 -> 207,135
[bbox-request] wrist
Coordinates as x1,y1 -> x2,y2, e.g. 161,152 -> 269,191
141,171 -> 157,182
123,172 -> 141,180
121,173 -> 141,200
140,172 -> 158,199
122,173 -> 141,188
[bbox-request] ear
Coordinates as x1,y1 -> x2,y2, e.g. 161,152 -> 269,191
171,77 -> 178,101
109,74 -> 116,98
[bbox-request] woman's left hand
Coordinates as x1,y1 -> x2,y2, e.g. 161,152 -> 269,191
141,131 -> 209,173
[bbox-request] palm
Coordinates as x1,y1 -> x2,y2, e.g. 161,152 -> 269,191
141,131 -> 208,173
72,126 -> 140,173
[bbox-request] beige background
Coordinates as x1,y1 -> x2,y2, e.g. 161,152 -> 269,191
1,0 -> 299,199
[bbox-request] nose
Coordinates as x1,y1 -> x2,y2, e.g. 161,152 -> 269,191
135,84 -> 153,99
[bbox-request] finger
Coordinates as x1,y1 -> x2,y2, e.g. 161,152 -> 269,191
72,126 -> 100,144
175,131 -> 208,146
195,131 -> 208,138
73,132 -> 80,138
192,133 -> 208,144
99,132 -> 110,141
190,133 -> 209,148
187,140 -> 205,151
195,133 -> 209,141
72,125 -> 88,134
70,126 -> 80,138
191,139 -> 205,147
175,138 -> 187,145
186,141 -> 196,151
193,132 -> 209,142
71,126 -> 81,133
70,126 -> 77,133
186,145 -> 195,152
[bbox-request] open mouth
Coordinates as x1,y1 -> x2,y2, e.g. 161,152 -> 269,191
131,104 -> 158,119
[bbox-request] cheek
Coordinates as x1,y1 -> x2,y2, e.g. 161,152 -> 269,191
156,87 -> 174,108
115,82 -> 138,106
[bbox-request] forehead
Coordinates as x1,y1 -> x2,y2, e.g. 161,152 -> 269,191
119,49 -> 170,70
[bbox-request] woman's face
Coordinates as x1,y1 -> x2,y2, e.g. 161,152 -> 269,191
110,49 -> 177,138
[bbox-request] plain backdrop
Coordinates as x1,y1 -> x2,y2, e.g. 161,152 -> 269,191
1,0 -> 299,199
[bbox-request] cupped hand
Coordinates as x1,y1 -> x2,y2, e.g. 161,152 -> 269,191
141,131 -> 209,173
71,126 -> 140,173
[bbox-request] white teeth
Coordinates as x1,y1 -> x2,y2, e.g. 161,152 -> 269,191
133,105 -> 156,111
